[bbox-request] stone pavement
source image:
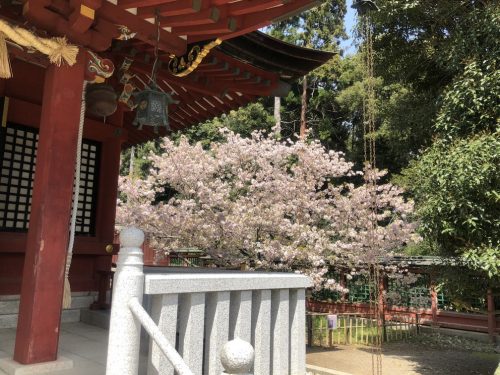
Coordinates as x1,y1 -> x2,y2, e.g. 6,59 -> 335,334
0,322 -> 147,375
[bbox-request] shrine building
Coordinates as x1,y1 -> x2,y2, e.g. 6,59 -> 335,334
0,0 -> 333,370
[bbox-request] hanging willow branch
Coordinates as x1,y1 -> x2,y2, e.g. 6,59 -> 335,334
0,19 -> 79,78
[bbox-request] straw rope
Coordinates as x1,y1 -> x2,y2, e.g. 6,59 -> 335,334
0,18 -> 79,78
62,80 -> 88,309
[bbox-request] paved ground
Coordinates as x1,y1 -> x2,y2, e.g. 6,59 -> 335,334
0,322 -> 148,375
1,322 -> 498,374
307,343 -> 500,375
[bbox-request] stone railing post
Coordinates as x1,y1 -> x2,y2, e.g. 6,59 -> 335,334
106,227 -> 145,375
220,338 -> 254,375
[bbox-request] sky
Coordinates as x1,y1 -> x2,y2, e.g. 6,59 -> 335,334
340,0 -> 357,56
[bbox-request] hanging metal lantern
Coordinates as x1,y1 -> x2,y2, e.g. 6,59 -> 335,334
352,0 -> 379,14
131,11 -> 178,134
133,83 -> 177,133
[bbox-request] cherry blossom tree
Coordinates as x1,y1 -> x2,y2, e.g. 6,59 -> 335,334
117,130 -> 418,290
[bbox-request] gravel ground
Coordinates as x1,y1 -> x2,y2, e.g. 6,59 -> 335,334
306,342 -> 500,375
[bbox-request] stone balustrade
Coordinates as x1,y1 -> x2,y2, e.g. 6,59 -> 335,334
106,227 -> 312,375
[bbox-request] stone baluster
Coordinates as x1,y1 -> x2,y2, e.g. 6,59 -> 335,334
106,227 -> 145,375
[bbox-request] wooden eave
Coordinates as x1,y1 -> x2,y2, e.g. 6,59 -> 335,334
218,31 -> 336,82
13,0 -> 320,54
0,1 -> 332,147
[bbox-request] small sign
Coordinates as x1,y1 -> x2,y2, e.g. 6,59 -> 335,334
327,314 -> 338,329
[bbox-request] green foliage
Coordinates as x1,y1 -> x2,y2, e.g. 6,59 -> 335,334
462,246 -> 500,279
404,133 -> 500,274
385,1 -> 500,277
435,60 -> 500,140
267,1 -> 349,150
171,102 -> 275,147
119,140 -> 161,178
270,0 -> 347,48
370,0 -> 497,88
366,1 -> 499,172
402,240 -> 436,256
433,265 -> 492,311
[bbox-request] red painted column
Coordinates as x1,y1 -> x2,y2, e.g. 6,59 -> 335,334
487,288 -> 497,344
14,52 -> 86,364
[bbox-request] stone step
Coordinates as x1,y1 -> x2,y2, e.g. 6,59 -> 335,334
0,309 -> 81,329
0,294 -> 96,316
80,309 -> 110,330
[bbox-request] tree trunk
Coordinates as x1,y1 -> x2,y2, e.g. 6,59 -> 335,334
129,146 -> 135,176
274,96 -> 281,138
300,76 -> 307,139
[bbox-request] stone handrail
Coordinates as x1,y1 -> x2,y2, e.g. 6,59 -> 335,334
306,365 -> 353,375
128,297 -> 194,375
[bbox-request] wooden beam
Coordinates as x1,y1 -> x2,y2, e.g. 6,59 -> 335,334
168,83 -> 219,118
228,0 -> 288,16
196,61 -> 230,73
14,51 -> 87,365
98,1 -> 187,55
211,50 -> 278,81
188,0 -> 319,42
160,7 -> 220,27
117,0 -> 176,8
23,0 -> 112,51
172,17 -> 236,36
27,0 -> 186,54
138,0 -> 202,18
68,0 -> 102,34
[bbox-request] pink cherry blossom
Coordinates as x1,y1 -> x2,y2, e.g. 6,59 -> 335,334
117,130 -> 418,290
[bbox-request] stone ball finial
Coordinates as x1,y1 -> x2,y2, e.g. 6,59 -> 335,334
220,338 -> 254,374
119,227 -> 145,248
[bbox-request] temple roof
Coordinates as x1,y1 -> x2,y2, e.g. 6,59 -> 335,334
120,31 -> 334,146
219,31 -> 334,83
9,1 -> 322,54
0,1 -> 334,146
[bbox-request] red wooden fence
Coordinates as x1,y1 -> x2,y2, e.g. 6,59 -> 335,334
307,300 -> 500,339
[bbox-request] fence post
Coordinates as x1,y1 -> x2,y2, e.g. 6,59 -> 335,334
220,338 -> 254,375
415,312 -> 420,334
307,315 -> 313,347
487,288 -> 497,344
106,227 -> 145,375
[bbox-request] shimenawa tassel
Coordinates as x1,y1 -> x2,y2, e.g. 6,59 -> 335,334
62,277 -> 71,309
0,32 -> 12,79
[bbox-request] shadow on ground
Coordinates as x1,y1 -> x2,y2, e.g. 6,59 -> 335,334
306,342 -> 500,375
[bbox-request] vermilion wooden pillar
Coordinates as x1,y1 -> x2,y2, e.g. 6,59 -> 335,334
14,52 -> 86,364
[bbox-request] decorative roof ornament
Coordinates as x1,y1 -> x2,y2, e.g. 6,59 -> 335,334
168,38 -> 222,77
351,0 -> 379,15
116,25 -> 137,41
133,11 -> 178,133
